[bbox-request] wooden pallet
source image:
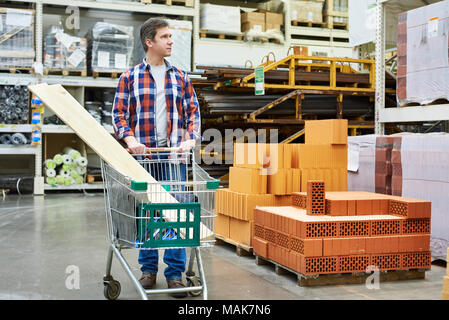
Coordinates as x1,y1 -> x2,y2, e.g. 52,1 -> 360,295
323,18 -> 348,30
92,71 -> 120,78
254,37 -> 282,45
141,0 -> 194,6
214,234 -> 253,257
291,19 -> 348,30
87,174 -> 103,184
291,20 -> 327,28
44,68 -> 87,77
254,254 -> 427,287
323,0 -> 349,30
200,31 -> 243,41
0,67 -> 33,74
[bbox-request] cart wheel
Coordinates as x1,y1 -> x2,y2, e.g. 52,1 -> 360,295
187,277 -> 202,297
104,280 -> 121,300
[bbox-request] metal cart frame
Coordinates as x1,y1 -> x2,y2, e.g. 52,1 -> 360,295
101,148 -> 218,300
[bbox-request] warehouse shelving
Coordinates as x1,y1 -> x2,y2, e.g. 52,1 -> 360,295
43,182 -> 103,190
0,145 -> 37,155
0,0 -> 351,194
374,0 -> 445,134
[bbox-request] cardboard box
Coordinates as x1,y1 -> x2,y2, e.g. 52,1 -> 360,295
242,22 -> 265,33
241,11 -> 265,32
265,11 -> 284,26
241,11 -> 265,24
266,23 -> 281,31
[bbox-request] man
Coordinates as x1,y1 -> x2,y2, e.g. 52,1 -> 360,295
112,17 -> 200,298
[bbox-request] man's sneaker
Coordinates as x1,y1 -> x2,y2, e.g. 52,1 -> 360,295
167,278 -> 188,298
139,273 -> 156,290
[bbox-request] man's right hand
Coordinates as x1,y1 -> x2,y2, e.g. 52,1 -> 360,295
124,136 -> 146,154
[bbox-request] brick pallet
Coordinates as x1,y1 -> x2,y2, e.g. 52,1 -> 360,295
254,253 -> 426,287
215,119 -> 348,253
252,181 -> 431,280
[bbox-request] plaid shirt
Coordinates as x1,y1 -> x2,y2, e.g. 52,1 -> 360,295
112,58 -> 201,148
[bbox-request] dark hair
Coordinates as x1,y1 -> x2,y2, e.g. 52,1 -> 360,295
140,17 -> 169,52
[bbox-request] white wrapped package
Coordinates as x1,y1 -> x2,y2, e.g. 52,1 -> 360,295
399,133 -> 449,261
166,19 -> 192,72
200,3 -> 241,34
397,0 -> 449,106
350,133 -> 449,261
87,22 -> 134,73
290,1 -> 323,23
347,135 -> 376,193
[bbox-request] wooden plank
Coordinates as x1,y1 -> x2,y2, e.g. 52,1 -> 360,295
28,83 -> 212,239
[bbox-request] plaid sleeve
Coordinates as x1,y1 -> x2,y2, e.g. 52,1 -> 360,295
182,72 -> 201,140
112,71 -> 133,140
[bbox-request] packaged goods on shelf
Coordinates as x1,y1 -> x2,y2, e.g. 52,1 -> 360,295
290,1 -> 324,24
349,133 -> 449,261
0,133 -> 30,145
43,115 -> 64,125
44,146 -> 87,186
326,0 -> 348,24
397,1 -> 449,106
200,3 -> 241,34
241,10 -> 284,43
43,25 -> 87,71
85,88 -> 114,126
0,85 -> 29,124
166,19 -> 192,72
0,8 -> 35,68
87,22 -> 134,73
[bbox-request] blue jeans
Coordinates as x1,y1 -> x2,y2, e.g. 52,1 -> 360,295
138,155 -> 187,281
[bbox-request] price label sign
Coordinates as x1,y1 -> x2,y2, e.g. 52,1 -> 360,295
255,66 -> 265,96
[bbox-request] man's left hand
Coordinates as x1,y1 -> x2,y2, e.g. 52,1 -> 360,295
179,139 -> 196,152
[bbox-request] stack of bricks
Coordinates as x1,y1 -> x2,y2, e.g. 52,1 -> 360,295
300,119 -> 348,192
215,119 -> 348,247
253,180 -> 432,276
443,248 -> 449,300
375,136 -> 402,196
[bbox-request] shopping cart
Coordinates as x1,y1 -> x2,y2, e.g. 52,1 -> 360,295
101,147 -> 218,300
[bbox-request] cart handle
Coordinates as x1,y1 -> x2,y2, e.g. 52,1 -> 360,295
126,147 -> 183,154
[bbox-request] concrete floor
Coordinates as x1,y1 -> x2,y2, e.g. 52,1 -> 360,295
0,193 -> 445,300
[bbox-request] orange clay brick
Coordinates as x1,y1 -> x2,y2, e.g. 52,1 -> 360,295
305,119 -> 348,145
229,166 -> 267,194
253,237 -> 268,258
356,199 -> 373,216
306,180 -> 325,215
